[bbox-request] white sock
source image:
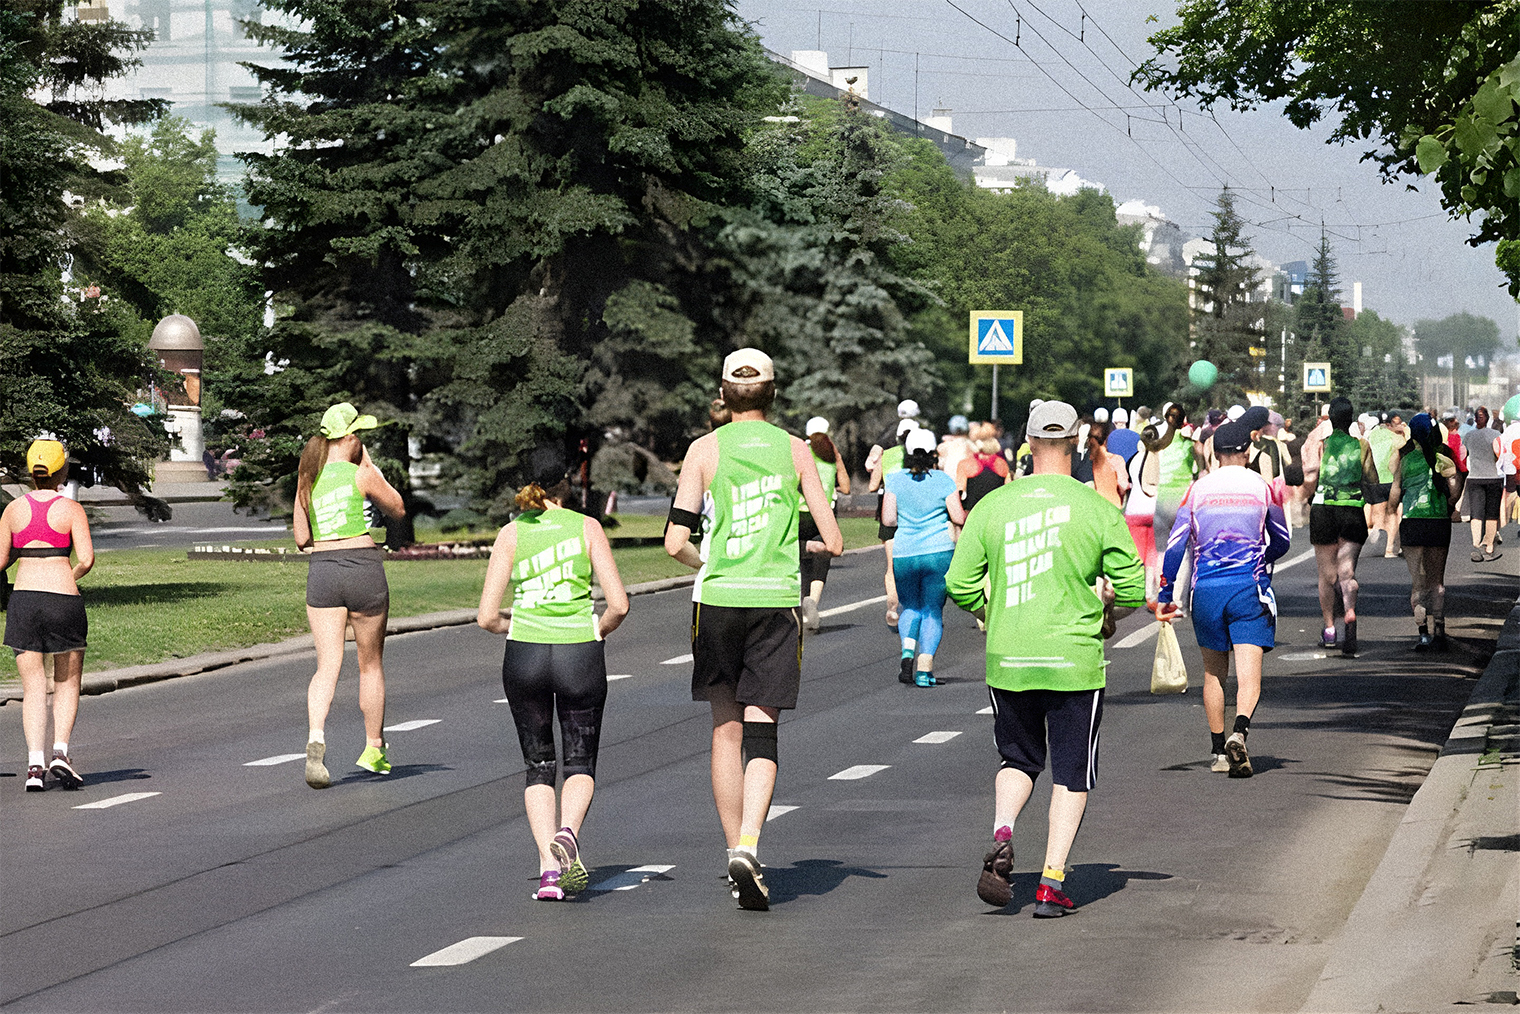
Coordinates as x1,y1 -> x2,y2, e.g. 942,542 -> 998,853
29,750 -> 45,768
308,729 -> 324,745
52,741 -> 67,757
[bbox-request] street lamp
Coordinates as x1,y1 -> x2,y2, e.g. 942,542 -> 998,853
148,314 -> 207,484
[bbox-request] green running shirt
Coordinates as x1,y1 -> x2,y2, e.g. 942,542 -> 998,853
802,454 -> 838,513
1399,449 -> 1455,520
1156,433 -> 1194,503
697,420 -> 801,608
945,476 -> 1145,692
1314,430 -> 1365,506
309,462 -> 370,541
509,507 -> 596,643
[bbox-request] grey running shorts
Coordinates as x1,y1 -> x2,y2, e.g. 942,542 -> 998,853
306,547 -> 389,614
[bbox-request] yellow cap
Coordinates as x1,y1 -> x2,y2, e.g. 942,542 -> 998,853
319,403 -> 379,439
26,439 -> 66,476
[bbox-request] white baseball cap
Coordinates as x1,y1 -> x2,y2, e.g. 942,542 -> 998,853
1226,404 -> 1245,421
896,418 -> 919,438
1027,401 -> 1079,438
1093,407 -> 1109,423
1113,407 -> 1129,424
805,416 -> 829,436
897,399 -> 920,419
722,348 -> 774,383
905,428 -> 937,455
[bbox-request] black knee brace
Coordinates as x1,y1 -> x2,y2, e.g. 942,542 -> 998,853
525,758 -> 558,788
742,721 -> 778,766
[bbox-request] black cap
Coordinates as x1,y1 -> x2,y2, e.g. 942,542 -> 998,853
1213,419 -> 1254,454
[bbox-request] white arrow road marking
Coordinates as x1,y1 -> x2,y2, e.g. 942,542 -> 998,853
383,719 -> 441,732
661,654 -> 693,665
1116,624 -> 1161,649
74,792 -> 160,810
494,698 -> 509,704
977,706 -> 994,715
829,764 -> 890,780
244,753 -> 306,767
818,594 -> 888,619
913,731 -> 962,744
766,804 -> 798,821
410,937 -> 521,967
586,865 -> 676,893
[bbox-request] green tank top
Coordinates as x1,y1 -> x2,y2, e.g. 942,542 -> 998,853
1314,430 -> 1365,506
802,454 -> 838,513
1400,450 -> 1450,520
1156,433 -> 1194,501
509,507 -> 597,643
881,445 -> 905,476
310,461 -> 369,541
697,420 -> 801,608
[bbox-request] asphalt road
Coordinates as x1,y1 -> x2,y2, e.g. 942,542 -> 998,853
1,530 -> 1513,1012
86,501 -> 288,550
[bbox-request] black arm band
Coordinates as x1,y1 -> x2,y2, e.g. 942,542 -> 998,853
667,506 -> 702,532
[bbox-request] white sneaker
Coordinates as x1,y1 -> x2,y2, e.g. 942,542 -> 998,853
801,597 -> 819,632
1210,753 -> 1230,773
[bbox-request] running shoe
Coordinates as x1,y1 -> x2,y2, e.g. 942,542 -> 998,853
898,656 -> 915,685
976,838 -> 1014,907
304,740 -> 330,789
914,671 -> 939,687
1484,549 -> 1504,562
25,765 -> 45,792
1210,753 -> 1230,773
550,826 -> 588,893
1032,882 -> 1075,918
1414,630 -> 1433,652
801,597 -> 820,633
1472,550 -> 1485,563
727,851 -> 769,911
355,744 -> 391,775
1341,619 -> 1357,657
1320,627 -> 1337,649
535,870 -> 565,901
48,752 -> 83,789
1224,731 -> 1253,778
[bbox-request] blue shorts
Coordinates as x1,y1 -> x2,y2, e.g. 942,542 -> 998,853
1190,579 -> 1275,653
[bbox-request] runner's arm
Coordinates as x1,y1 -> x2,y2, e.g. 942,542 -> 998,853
292,491 -> 313,550
1101,510 -> 1145,620
0,502 -> 13,572
586,515 -> 628,638
69,501 -> 94,580
793,436 -> 843,556
867,460 -> 884,492
476,523 -> 517,634
1156,494 -> 1194,603
356,446 -> 406,519
834,441 -> 852,495
1360,438 -> 1379,486
1264,498 -> 1290,564
944,517 -> 988,614
945,490 -> 967,527
880,490 -> 897,528
665,436 -> 712,567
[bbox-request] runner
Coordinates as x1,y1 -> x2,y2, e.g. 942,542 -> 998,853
1500,407 -> 1520,530
1365,412 -> 1406,557
937,415 -> 975,478
477,472 -> 629,900
1086,419 -> 1128,508
800,416 -> 850,632
1461,406 -> 1503,562
1156,417 -> 1290,777
945,401 -> 1144,918
1389,413 -> 1462,650
1142,403 -> 1199,611
1106,407 -> 1141,463
665,349 -> 842,911
870,417 -> 918,628
292,403 -> 407,789
956,423 -> 1011,515
1303,397 -> 1378,656
2,440 -> 93,791
883,428 -> 965,686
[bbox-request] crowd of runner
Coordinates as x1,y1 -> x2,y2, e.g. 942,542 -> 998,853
6,354 -> 1517,916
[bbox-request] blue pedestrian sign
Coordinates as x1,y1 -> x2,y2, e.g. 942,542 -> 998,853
1303,362 -> 1331,393
968,311 -> 1023,365
1104,368 -> 1134,398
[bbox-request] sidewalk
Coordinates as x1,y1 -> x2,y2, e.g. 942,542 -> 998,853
1303,595 -> 1520,1012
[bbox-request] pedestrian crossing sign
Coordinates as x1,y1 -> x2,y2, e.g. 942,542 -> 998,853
1104,368 -> 1133,398
1303,362 -> 1332,393
968,311 -> 1023,364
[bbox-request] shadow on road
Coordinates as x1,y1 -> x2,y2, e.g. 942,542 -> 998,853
335,763 -> 451,784
983,863 -> 1173,916
765,858 -> 888,904
79,768 -> 153,785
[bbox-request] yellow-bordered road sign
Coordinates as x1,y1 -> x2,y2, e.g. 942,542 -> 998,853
969,311 -> 1023,365
1303,362 -> 1331,393
1104,367 -> 1134,398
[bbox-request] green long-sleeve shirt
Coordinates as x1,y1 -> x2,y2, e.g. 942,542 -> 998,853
945,475 -> 1145,692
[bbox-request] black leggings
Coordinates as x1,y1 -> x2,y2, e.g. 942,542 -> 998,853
799,511 -> 832,590
501,640 -> 608,788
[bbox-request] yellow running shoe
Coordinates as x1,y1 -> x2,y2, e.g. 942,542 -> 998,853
355,744 -> 391,775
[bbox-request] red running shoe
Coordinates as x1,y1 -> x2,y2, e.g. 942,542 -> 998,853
1033,882 -> 1075,918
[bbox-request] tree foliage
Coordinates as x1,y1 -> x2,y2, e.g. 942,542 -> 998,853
1136,1 -> 1520,295
1190,187 -> 1265,408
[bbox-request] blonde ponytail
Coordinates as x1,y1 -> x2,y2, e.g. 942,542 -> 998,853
515,482 -> 548,512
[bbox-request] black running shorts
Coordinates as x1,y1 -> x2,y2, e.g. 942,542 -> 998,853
1399,518 -> 1453,548
691,603 -> 802,710
989,686 -> 1103,791
306,547 -> 389,614
1464,478 -> 1503,522
1365,482 -> 1391,506
4,589 -> 87,655
1309,504 -> 1368,545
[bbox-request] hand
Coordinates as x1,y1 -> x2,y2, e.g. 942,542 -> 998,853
804,539 -> 826,555
1094,575 -> 1116,609
1151,600 -> 1180,624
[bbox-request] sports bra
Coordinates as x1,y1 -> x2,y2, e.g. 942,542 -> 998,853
11,492 -> 73,557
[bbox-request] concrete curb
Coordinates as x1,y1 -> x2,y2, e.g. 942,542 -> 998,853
3,544 -> 883,702
1300,597 -> 1520,1012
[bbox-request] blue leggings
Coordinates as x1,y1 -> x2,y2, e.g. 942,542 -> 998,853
896,550 -> 954,658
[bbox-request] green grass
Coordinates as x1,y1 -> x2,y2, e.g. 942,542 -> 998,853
0,517 -> 882,678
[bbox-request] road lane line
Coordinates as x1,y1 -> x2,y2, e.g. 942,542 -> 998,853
244,753 -> 305,767
607,674 -> 633,681
1116,623 -> 1161,649
1275,548 -> 1314,572
977,706 -> 993,715
818,594 -> 888,619
73,792 -> 160,810
383,719 -> 441,732
661,654 -> 693,665
494,698 -> 509,704
913,731 -> 962,744
766,804 -> 798,821
410,936 -> 521,967
585,865 -> 676,893
829,764 -> 890,780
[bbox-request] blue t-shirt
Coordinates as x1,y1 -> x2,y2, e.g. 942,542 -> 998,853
886,469 -> 957,558
1107,428 -> 1141,463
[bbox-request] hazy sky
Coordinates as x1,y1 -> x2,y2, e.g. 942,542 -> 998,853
735,0 -> 1520,340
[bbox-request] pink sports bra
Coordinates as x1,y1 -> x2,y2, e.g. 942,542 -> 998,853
11,493 -> 72,557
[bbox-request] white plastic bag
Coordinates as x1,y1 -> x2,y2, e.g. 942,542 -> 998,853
1150,621 -> 1188,694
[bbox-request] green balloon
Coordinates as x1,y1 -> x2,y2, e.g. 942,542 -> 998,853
1188,360 -> 1218,389
1503,392 -> 1520,423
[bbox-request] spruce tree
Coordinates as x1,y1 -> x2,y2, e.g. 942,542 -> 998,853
1190,187 -> 1265,408
1294,232 -> 1355,404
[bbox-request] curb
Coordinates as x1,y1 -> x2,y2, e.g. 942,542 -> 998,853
1300,596 -> 1520,1012
3,544 -> 883,702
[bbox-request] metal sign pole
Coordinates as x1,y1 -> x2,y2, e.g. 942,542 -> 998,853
991,364 -> 1000,421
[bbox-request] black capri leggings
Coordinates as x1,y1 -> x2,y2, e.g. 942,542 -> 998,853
501,639 -> 608,788
799,510 -> 832,590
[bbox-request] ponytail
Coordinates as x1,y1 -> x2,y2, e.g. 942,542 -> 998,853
515,482 -> 548,512
516,474 -> 573,512
809,432 -> 837,465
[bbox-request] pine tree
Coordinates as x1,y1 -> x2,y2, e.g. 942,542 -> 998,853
1190,187 -> 1265,408
1294,232 -> 1355,403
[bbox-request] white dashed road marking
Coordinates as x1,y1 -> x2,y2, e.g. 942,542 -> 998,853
494,698 -> 509,704
74,792 -> 160,810
818,594 -> 888,619
661,654 -> 693,665
1274,549 -> 1314,572
607,674 -> 633,681
977,706 -> 994,715
1116,623 -> 1161,649
244,753 -> 306,767
383,719 -> 441,732
766,804 -> 798,821
586,865 -> 676,893
913,731 -> 962,744
829,764 -> 890,780
410,936 -> 521,967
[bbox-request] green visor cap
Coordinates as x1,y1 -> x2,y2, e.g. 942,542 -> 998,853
320,402 -> 379,439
